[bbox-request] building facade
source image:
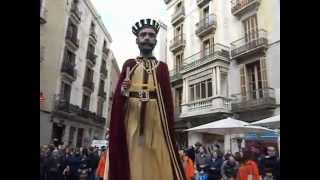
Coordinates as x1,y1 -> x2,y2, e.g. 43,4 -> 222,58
40,0 -> 119,147
153,20 -> 168,62
164,0 -> 280,152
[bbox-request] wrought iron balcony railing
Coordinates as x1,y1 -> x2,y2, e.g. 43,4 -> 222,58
196,14 -> 217,37
171,6 -> 185,25
231,29 -> 268,59
65,33 -> 80,49
197,0 -> 211,8
231,0 -> 261,17
231,87 -> 276,112
70,3 -> 81,22
83,80 -> 94,91
61,63 -> 76,79
169,67 -> 183,82
170,34 -> 186,52
86,52 -> 97,65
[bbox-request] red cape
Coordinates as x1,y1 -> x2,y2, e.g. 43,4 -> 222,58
108,59 -> 185,180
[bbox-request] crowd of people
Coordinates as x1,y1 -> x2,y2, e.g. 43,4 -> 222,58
179,143 -> 280,180
40,144 -> 108,180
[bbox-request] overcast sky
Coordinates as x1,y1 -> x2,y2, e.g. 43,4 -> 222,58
91,0 -> 169,69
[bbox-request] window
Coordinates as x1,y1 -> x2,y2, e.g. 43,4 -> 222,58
66,20 -> 78,40
175,54 -> 183,71
195,84 -> 201,99
82,94 -> 90,110
60,82 -> 71,103
203,6 -> 209,19
189,78 -> 213,102
203,39 -> 211,56
97,99 -> 104,117
243,14 -> 258,42
63,48 -> 75,66
99,80 -> 105,94
84,66 -> 93,82
190,85 -> 195,102
207,79 -> 212,97
240,58 -> 268,100
103,40 -> 107,48
201,81 -> 206,99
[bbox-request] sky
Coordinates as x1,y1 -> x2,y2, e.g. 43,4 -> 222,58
90,0 -> 170,69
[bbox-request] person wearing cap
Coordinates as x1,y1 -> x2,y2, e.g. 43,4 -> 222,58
108,18 -> 185,180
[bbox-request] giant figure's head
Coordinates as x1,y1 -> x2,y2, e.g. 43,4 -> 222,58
132,19 -> 160,55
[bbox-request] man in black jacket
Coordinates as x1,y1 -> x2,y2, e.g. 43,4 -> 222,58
260,146 -> 280,180
87,147 -> 100,180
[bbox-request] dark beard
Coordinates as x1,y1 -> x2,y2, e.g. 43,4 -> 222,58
138,42 -> 155,55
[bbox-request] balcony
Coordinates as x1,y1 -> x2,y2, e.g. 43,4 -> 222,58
83,80 -> 95,93
231,0 -> 261,17
65,34 -> 80,50
171,6 -> 185,26
89,30 -> 97,44
100,67 -> 108,79
180,96 -> 232,118
103,47 -> 109,57
70,4 -> 81,23
61,63 -> 77,82
170,34 -> 186,53
40,8 -> 47,24
231,88 -> 276,113
197,0 -> 211,8
54,100 -> 105,124
231,29 -> 268,61
196,14 -> 217,38
94,115 -> 106,124
86,52 -> 97,66
98,89 -> 107,99
181,43 -> 230,73
170,68 -> 183,86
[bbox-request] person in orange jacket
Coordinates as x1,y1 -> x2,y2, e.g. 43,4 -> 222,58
236,150 -> 260,180
182,150 -> 195,180
96,146 -> 108,180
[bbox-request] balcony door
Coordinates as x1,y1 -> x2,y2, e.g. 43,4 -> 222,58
60,81 -> 71,104
240,58 -> 268,100
76,128 -> 84,148
174,24 -> 183,41
203,39 -> 212,57
81,94 -> 91,110
175,53 -> 183,72
243,14 -> 258,43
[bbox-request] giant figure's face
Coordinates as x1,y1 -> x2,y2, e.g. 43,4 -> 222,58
136,27 -> 157,55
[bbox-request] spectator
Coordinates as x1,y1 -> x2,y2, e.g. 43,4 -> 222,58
208,151 -> 224,180
45,149 -> 63,180
96,146 -> 107,180
236,150 -> 260,180
69,148 -> 83,180
221,154 -> 239,180
259,146 -> 280,180
182,150 -> 195,180
195,146 -> 211,180
87,146 -> 100,180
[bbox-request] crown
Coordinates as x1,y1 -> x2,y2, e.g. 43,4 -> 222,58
132,18 -> 160,36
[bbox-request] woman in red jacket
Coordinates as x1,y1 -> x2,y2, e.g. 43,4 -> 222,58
236,150 -> 260,180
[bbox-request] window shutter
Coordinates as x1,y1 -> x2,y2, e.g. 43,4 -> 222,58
240,64 -> 247,100
260,57 -> 268,89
